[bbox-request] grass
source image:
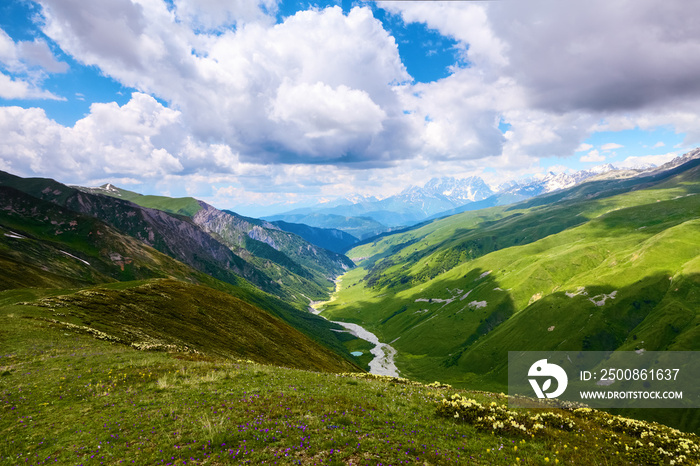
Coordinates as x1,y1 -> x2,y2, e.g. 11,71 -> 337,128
1,279 -> 359,374
2,301 -> 698,465
320,159 -> 700,433
77,184 -> 203,218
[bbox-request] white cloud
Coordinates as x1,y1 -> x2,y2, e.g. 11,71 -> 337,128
486,0 -> 700,112
0,27 -> 67,100
37,3 -> 412,166
652,141 -> 665,148
173,0 -> 277,31
580,149 -> 605,163
269,80 -> 387,157
0,71 -> 64,100
576,143 -> 593,152
0,94 -> 194,180
17,39 -> 69,73
616,152 -> 678,169
601,143 -> 623,151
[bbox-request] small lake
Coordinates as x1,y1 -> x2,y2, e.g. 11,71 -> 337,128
350,351 -> 363,357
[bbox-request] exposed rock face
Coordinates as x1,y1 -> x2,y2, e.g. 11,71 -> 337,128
192,200 -> 354,278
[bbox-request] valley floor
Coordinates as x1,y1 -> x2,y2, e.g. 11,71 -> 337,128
313,276 -> 400,377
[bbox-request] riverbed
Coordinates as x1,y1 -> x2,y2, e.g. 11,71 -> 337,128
310,276 -> 400,377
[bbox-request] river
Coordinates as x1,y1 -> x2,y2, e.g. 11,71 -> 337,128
309,276 -> 400,377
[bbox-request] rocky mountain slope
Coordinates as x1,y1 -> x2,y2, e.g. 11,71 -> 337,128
0,171 -> 363,369
74,178 -> 355,306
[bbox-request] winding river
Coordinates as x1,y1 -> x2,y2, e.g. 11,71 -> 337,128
310,277 -> 400,377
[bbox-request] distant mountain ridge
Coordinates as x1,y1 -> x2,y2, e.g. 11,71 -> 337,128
268,152 -> 699,235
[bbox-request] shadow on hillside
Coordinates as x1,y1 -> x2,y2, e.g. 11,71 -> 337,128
457,272 -> 699,385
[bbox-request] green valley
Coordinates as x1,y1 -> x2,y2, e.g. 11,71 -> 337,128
320,153 -> 700,432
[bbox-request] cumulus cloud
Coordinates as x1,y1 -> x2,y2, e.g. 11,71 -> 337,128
36,2 -> 413,165
0,27 -> 67,100
580,149 -> 605,163
601,143 -> 623,151
0,93 -> 206,180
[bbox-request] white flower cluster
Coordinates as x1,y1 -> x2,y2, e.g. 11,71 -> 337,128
437,393 -> 577,437
573,409 -> 700,464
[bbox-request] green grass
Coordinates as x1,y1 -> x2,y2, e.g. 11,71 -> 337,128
78,184 -> 203,217
2,300 -> 698,465
320,160 -> 700,433
2,279 -> 359,374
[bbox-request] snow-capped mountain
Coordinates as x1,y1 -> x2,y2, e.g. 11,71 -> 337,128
421,176 -> 494,203
497,164 -> 617,199
268,149 -> 700,233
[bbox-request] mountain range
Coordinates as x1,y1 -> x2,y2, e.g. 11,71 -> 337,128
0,170 -> 364,372
1,148 -> 699,436
266,160 -> 686,242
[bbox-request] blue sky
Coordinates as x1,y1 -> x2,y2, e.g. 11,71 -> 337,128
1,0 -> 698,216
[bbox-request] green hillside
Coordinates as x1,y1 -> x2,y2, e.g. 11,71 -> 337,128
2,299 -> 697,465
4,279 -> 357,373
79,184 -> 203,217
1,171 -> 358,310
320,157 -> 700,431
0,182 -> 362,371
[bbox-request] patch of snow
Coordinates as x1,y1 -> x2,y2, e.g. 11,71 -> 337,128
468,300 -> 487,309
493,287 -> 503,291
60,250 -> 90,266
477,270 -> 492,280
548,326 -> 555,331
4,232 -> 26,239
565,287 -> 588,298
589,291 -> 617,307
460,290 -> 472,301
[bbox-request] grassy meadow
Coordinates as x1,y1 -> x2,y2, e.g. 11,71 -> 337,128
2,291 -> 699,465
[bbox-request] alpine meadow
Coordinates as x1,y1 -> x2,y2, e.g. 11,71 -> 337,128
2,1 -> 700,465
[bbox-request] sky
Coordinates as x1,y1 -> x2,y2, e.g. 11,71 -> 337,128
1,0 -> 699,216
